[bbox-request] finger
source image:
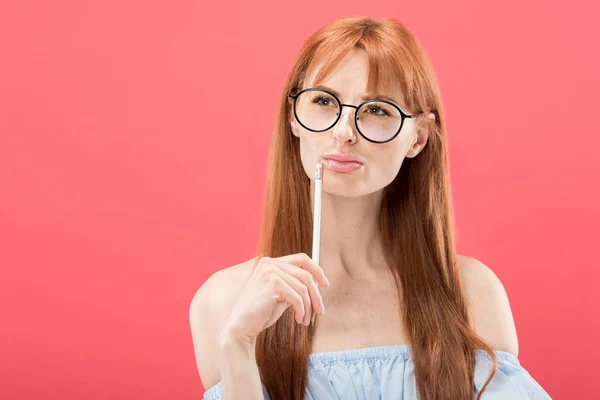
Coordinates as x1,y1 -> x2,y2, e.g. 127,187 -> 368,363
278,263 -> 324,316
272,268 -> 312,325
270,272 -> 305,324
277,253 -> 330,287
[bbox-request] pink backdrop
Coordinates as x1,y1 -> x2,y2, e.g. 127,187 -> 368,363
1,1 -> 598,399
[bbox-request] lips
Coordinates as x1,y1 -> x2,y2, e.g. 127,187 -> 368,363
321,155 -> 363,173
322,153 -> 363,164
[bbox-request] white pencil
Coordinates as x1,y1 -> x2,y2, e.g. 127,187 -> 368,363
311,163 -> 322,326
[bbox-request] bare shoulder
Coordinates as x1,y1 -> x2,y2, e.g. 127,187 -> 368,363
457,254 -> 519,356
188,257 -> 257,391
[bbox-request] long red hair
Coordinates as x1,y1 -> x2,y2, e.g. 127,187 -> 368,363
253,16 -> 497,400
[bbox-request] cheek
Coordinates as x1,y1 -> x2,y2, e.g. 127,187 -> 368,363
369,142 -> 409,182
298,132 -> 315,158
378,151 -> 405,173
377,138 -> 410,165
296,131 -> 324,176
298,130 -> 328,158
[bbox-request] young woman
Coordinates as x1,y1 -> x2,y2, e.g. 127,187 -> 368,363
189,16 -> 551,400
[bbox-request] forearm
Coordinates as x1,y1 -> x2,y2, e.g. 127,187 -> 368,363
219,335 -> 264,400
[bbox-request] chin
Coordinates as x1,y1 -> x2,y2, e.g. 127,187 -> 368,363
322,179 -> 372,198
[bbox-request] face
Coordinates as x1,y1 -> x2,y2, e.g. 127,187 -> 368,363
290,48 -> 431,198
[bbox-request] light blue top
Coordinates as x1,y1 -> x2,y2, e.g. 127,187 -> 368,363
203,344 -> 551,399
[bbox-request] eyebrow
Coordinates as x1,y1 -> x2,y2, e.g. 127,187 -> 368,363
313,85 -> 403,106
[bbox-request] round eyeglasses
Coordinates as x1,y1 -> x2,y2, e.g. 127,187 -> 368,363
288,88 -> 424,144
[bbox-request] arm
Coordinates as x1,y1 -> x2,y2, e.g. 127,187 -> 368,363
218,333 -> 264,400
458,255 -> 519,356
189,263 -> 264,399
190,255 -> 327,399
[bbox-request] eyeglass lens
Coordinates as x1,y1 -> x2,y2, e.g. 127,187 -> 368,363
294,89 -> 403,143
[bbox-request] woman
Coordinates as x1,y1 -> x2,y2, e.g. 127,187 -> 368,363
189,16 -> 551,400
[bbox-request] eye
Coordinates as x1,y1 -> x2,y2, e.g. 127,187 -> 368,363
312,96 -> 336,107
365,105 -> 390,116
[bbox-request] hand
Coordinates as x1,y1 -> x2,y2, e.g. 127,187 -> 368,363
220,253 -> 330,345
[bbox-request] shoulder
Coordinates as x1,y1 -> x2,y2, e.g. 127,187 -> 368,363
188,257 -> 257,390
456,254 -> 519,356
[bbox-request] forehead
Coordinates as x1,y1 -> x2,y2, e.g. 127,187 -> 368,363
303,48 -> 406,107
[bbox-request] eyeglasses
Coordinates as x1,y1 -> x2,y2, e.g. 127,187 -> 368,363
288,88 -> 424,144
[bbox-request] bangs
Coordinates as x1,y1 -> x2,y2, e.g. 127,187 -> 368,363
303,30 -> 418,111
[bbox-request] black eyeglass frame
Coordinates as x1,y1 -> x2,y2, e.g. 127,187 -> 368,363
288,88 -> 424,144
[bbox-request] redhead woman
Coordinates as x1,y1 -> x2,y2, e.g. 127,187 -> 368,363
189,16 -> 551,400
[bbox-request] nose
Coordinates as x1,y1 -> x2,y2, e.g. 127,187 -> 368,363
331,106 -> 357,144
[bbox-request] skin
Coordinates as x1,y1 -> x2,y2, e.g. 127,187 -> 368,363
189,48 -> 519,391
290,47 -> 432,282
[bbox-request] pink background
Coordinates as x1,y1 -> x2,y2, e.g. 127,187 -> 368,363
1,1 -> 598,399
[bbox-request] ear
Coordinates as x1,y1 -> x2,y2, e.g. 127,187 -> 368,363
290,118 -> 301,138
405,112 -> 435,159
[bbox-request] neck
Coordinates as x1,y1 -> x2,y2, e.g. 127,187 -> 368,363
310,180 -> 388,280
